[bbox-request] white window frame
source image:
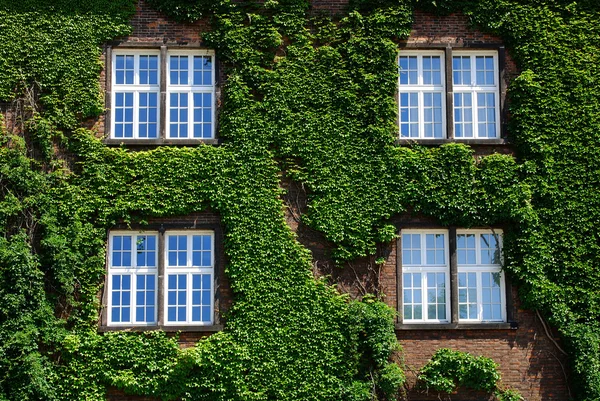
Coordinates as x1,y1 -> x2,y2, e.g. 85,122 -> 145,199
110,49 -> 216,140
456,229 -> 506,323
107,231 -> 159,326
452,51 -> 501,139
163,230 -> 215,326
398,50 -> 447,139
166,49 -> 216,140
401,229 -> 451,323
111,50 -> 161,139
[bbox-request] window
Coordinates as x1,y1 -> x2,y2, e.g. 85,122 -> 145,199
457,230 -> 505,322
111,49 -> 215,140
106,230 -> 215,327
398,49 -> 500,140
400,229 -> 505,325
453,53 -> 499,138
398,51 -> 445,139
401,230 -> 450,323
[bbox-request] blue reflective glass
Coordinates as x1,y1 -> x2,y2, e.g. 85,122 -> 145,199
178,307 -> 186,321
122,291 -> 130,305
138,124 -> 148,138
194,125 -> 202,138
116,55 -> 124,69
476,57 -> 484,70
168,236 -> 177,250
140,94 -> 148,107
203,236 -> 211,250
140,109 -> 147,123
168,307 -> 176,321
122,275 -> 131,289
147,291 -> 155,305
122,251 -> 131,266
180,109 -> 187,122
112,291 -> 120,306
136,292 -> 145,305
114,236 -> 122,250
112,308 -> 120,322
202,252 -> 211,266
178,274 -> 187,289
202,275 -> 211,289
149,108 -> 157,123
200,124 -> 209,138
137,275 -> 145,289
180,94 -> 188,107
140,71 -> 148,84
116,71 -> 124,85
112,252 -> 122,267
136,307 -> 144,322
192,307 -> 201,321
168,251 -> 176,266
168,291 -> 176,305
170,93 -> 178,107
126,71 -> 134,85
125,55 -> 134,69
146,252 -> 155,267
202,307 -> 211,322
426,234 -> 434,249
168,275 -> 177,290
178,252 -> 186,266
147,307 -> 155,321
192,291 -> 201,304
476,71 -> 485,85
203,71 -> 211,85
202,290 -> 210,305
178,291 -> 186,305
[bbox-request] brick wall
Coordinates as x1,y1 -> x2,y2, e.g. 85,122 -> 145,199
99,1 -> 570,400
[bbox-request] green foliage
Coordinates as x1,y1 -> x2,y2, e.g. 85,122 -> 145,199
3,0 -> 600,399
0,0 -> 135,128
419,348 -> 501,393
419,349 -> 522,400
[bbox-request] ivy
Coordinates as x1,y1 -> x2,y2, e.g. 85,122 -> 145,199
2,0 -> 600,400
419,349 -> 522,401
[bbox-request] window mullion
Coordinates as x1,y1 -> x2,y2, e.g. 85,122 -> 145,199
449,227 -> 458,323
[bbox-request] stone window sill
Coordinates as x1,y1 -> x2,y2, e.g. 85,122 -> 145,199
103,138 -> 221,146
395,322 -> 517,330
396,138 -> 510,146
99,325 -> 224,333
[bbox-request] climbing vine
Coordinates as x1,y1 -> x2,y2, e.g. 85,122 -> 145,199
1,0 -> 600,400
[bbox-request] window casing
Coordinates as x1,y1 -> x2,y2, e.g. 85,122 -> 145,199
401,230 -> 450,323
112,51 -> 161,139
398,51 -> 446,139
400,228 -> 506,325
452,52 -> 500,139
106,230 -> 215,327
110,49 -> 216,140
398,49 -> 501,140
164,232 -> 214,325
457,230 -> 505,322
107,232 -> 159,326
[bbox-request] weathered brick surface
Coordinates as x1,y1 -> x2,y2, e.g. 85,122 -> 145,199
98,2 -> 570,401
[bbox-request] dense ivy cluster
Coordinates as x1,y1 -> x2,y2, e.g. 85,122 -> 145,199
1,0 -> 600,400
418,349 -> 522,401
